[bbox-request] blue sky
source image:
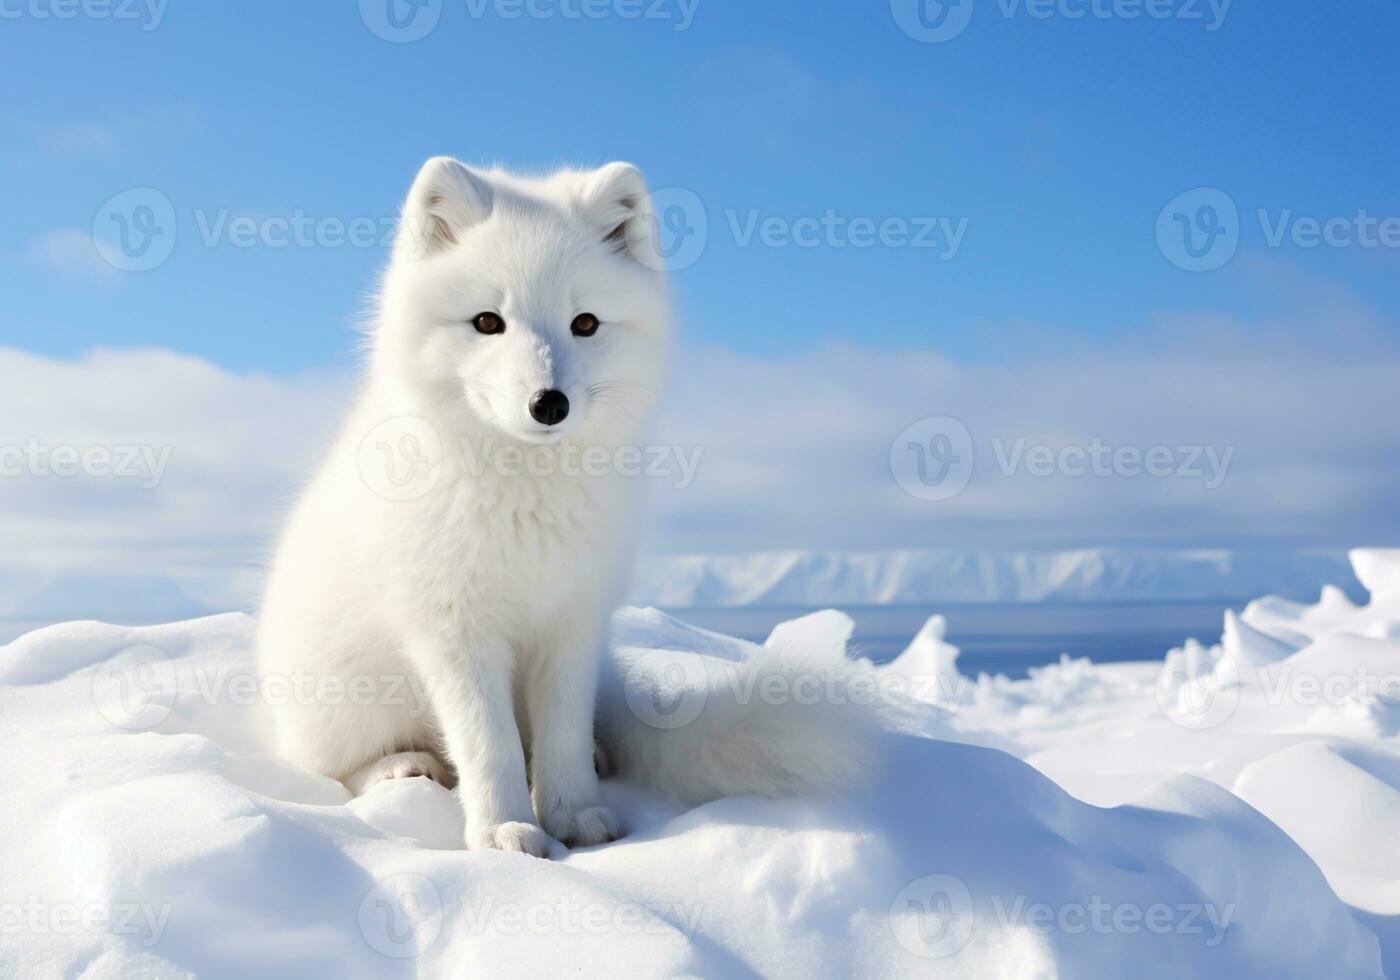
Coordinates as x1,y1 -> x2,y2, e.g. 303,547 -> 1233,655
4,0 -> 1398,370
1,1 -> 1399,613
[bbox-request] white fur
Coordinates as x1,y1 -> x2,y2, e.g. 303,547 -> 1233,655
596,636 -> 909,805
258,159 -> 887,857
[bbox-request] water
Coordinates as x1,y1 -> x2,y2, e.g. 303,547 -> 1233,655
663,601 -> 1245,680
1,601 -> 1242,680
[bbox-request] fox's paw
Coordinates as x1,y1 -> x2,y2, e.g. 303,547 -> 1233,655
465,821 -> 555,858
345,751 -> 450,795
541,803 -> 622,848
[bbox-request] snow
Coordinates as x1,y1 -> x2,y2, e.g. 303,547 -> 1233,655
631,546 -> 1361,607
5,551 -> 1400,977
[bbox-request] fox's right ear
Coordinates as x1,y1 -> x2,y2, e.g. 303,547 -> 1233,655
396,157 -> 492,260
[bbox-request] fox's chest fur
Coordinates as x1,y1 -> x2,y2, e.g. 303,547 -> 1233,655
363,430 -> 633,642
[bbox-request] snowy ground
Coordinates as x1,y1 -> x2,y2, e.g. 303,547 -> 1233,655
3,551 -> 1399,978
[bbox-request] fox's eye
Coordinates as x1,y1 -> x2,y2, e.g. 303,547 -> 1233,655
472,312 -> 505,335
571,313 -> 600,338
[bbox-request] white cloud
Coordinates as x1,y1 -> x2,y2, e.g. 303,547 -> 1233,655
40,122 -> 120,157
1,300 -> 1397,621
0,347 -> 348,613
28,229 -> 118,281
648,327 -> 1400,553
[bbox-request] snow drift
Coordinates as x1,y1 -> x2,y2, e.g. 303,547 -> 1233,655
3,552 -> 1400,977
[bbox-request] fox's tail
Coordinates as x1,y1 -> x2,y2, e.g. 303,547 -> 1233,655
594,620 -> 916,804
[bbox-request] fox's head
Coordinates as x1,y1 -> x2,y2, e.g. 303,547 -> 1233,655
376,158 -> 670,446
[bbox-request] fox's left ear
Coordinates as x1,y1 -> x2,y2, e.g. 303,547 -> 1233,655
578,162 -> 658,267
396,157 -> 493,261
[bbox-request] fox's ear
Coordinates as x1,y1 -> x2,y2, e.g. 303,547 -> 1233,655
397,157 -> 492,259
578,162 -> 657,267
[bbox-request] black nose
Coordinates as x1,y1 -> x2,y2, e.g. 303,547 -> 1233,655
529,389 -> 570,426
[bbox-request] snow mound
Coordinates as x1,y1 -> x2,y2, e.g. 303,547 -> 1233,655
950,548 -> 1400,975
4,559 -> 1397,976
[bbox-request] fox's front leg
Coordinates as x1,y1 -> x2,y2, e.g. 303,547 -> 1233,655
410,634 -> 554,857
527,618 -> 621,847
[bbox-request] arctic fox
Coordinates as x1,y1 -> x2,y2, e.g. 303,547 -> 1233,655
258,159 -> 886,857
